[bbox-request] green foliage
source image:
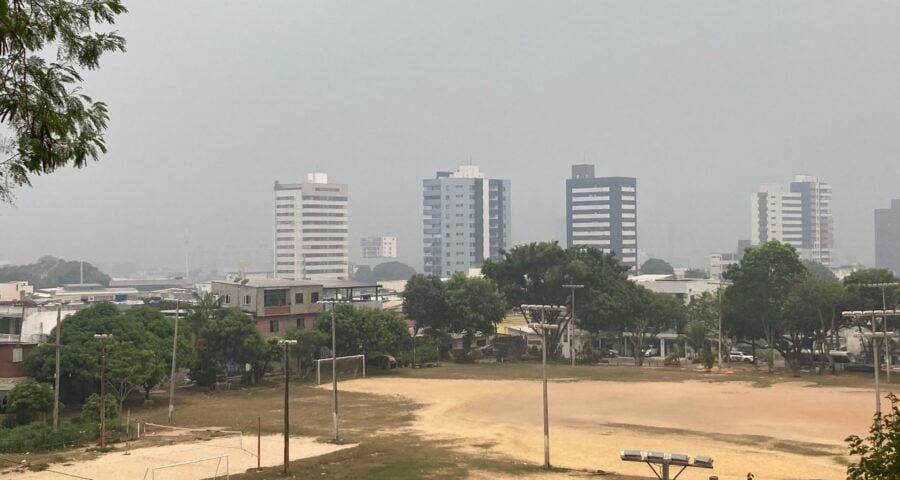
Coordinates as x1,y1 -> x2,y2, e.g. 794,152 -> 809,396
846,393 -> 900,479
25,304 -> 189,404
372,261 -> 417,281
192,307 -> 272,386
104,341 -> 164,409
403,274 -> 449,333
445,273 -> 507,353
702,350 -> 716,371
316,306 -> 410,357
0,256 -> 110,288
683,268 -> 709,279
724,241 -> 808,372
284,328 -> 329,377
844,269 -> 899,311
783,277 -> 847,366
6,379 -> 54,426
803,260 -> 838,283
353,265 -> 375,283
639,258 -> 675,275
0,0 -> 127,202
0,421 -> 96,453
80,393 -> 118,425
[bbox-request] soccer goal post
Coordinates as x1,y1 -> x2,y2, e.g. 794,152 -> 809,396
141,422 -> 249,455
143,454 -> 229,480
316,354 -> 365,385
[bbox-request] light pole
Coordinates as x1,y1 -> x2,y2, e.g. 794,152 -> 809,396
168,299 -> 180,424
861,283 -> 899,383
709,280 -> 731,373
317,298 -> 342,443
522,304 -> 566,469
842,309 -> 900,415
52,302 -> 62,430
279,339 -> 297,474
562,285 -> 584,367
93,334 -> 112,448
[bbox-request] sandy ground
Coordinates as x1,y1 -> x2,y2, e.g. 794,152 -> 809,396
336,378 -> 879,480
5,434 -> 353,480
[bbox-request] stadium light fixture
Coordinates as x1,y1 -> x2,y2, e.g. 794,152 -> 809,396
520,304 -> 567,469
317,298 -> 345,443
842,308 -> 900,415
620,450 -> 714,480
562,284 -> 584,367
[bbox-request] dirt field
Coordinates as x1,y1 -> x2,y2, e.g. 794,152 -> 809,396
5,434 -> 352,480
336,377 -> 877,480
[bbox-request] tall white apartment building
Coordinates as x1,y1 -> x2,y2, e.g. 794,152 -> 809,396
273,173 -> 349,281
423,165 -> 511,278
751,175 -> 833,265
361,236 -> 398,258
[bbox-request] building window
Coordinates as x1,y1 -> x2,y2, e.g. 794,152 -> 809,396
264,289 -> 287,307
296,318 -> 305,329
12,348 -> 22,363
311,292 -> 320,303
295,293 -> 304,304
243,295 -> 251,305
224,295 -> 231,305
270,320 -> 279,333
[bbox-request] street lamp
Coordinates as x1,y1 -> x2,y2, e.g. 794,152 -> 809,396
279,339 -> 298,474
708,280 -> 731,373
317,298 -> 343,443
562,285 -> 584,367
842,309 -> 900,415
521,304 -> 566,469
93,334 -> 112,449
861,283 -> 900,382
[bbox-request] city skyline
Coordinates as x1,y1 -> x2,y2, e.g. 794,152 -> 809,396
2,1 -> 899,273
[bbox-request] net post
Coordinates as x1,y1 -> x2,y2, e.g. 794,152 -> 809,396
317,359 -> 321,385
362,354 -> 366,377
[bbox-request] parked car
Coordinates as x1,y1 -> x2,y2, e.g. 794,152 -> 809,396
643,346 -> 660,357
605,348 -> 619,358
729,351 -> 755,363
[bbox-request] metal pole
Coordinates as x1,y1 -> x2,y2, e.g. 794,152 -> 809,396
257,416 -> 261,470
883,286 -> 891,383
717,285 -> 724,373
873,312 -> 882,415
53,303 -> 61,430
332,305 -> 339,443
283,342 -> 289,474
168,300 -> 179,424
100,340 -> 107,449
570,287 -> 575,367
541,308 -> 550,469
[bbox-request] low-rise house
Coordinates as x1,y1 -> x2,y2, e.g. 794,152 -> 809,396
35,283 -> 141,304
211,279 -> 324,336
0,281 -> 33,303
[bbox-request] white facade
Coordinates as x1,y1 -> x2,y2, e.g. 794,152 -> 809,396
751,177 -> 833,265
361,236 -> 398,258
274,173 -> 350,282
0,282 -> 32,302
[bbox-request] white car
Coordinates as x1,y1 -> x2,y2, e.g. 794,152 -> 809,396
729,351 -> 754,363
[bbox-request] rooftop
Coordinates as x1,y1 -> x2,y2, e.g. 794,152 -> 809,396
212,279 -> 323,288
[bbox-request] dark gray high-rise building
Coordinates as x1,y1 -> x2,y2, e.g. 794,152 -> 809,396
423,165 -> 511,278
875,199 -> 900,275
565,164 -> 638,269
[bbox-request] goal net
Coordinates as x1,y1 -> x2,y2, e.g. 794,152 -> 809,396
141,422 -> 249,454
143,454 -> 229,480
316,354 -> 365,384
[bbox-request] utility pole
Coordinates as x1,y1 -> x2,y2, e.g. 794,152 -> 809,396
280,339 -> 297,474
168,299 -> 179,424
522,304 -> 565,469
52,303 -> 61,430
332,300 -> 339,443
862,282 -> 900,383
562,285 -> 583,367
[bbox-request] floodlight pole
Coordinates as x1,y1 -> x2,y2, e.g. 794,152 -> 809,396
562,285 -> 583,367
862,283 -> 899,383
318,298 -> 341,443
168,299 -> 179,424
873,312 -> 882,415
93,334 -> 111,448
279,339 -> 297,474
540,307 -> 550,469
53,303 -> 61,430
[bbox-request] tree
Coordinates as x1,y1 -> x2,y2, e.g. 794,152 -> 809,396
192,308 -> 272,386
284,328 -> 328,378
353,265 -> 376,283
803,260 -> 838,283
723,241 -> 808,372
640,258 -> 675,276
683,268 -> 709,279
0,0 -> 127,202
844,269 -> 899,310
372,261 -> 416,281
615,288 -> 686,366
783,278 -> 847,370
184,292 -> 223,348
316,306 -> 410,357
684,292 -> 720,359
0,256 -> 110,288
403,274 -> 450,362
104,341 -> 164,410
483,242 -> 633,358
846,393 -> 900,479
445,273 -> 507,354
6,379 -> 54,426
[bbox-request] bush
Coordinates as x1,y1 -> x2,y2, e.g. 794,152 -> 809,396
702,350 -> 716,372
5,379 -> 54,427
0,420 -> 96,453
80,394 -> 119,425
847,393 -> 900,478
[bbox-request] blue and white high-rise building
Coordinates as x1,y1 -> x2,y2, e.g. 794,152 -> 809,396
565,164 -> 638,270
423,165 -> 511,278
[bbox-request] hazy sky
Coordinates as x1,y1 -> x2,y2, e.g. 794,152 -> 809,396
3,1 -> 900,273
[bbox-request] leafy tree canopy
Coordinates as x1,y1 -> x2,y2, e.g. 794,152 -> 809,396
402,274 -> 449,333
316,305 -> 409,357
372,261 -> 416,281
683,268 -> 709,279
6,379 -> 53,426
0,256 -> 110,288
0,0 -> 127,202
843,268 -> 899,311
639,258 -> 675,276
353,265 -> 375,283
192,307 -> 274,386
445,273 -> 507,351
803,260 -> 838,283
